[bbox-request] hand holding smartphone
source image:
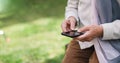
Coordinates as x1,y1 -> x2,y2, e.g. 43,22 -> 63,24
61,30 -> 84,38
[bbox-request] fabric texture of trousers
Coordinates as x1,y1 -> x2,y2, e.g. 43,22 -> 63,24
62,39 -> 98,63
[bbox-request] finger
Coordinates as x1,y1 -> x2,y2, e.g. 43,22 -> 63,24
70,20 -> 76,30
79,31 -> 91,39
78,26 -> 89,32
66,27 -> 71,32
74,37 -> 85,42
66,20 -> 72,31
75,31 -> 90,41
61,21 -> 67,32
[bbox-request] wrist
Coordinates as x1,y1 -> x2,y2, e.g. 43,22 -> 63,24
98,25 -> 103,37
68,16 -> 77,21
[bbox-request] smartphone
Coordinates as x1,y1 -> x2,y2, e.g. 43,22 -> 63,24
61,30 -> 84,38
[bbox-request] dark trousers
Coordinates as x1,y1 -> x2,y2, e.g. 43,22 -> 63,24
62,39 -> 98,63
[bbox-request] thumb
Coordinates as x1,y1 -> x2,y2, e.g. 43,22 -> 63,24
78,26 -> 89,32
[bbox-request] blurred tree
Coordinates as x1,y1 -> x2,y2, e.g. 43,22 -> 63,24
0,0 -> 26,18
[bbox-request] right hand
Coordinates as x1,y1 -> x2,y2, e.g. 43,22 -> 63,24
61,16 -> 77,32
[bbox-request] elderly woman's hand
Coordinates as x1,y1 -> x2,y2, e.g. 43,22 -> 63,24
61,16 -> 77,32
74,25 -> 103,42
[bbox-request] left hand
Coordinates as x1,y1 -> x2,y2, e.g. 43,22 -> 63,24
74,25 -> 103,42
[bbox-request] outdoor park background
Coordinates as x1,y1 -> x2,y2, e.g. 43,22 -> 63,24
0,0 -> 71,63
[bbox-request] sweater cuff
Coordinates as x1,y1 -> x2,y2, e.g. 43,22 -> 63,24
101,23 -> 114,40
65,12 -> 79,22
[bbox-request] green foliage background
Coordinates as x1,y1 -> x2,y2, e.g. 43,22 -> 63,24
0,0 -> 71,63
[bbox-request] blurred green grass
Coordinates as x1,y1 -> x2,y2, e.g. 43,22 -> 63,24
0,0 -> 71,63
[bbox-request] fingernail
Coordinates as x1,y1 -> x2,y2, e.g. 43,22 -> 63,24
77,30 -> 81,32
71,28 -> 74,30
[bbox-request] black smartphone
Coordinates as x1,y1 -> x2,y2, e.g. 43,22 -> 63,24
61,30 -> 84,38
